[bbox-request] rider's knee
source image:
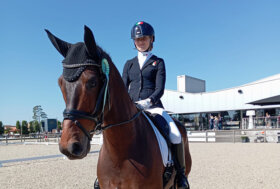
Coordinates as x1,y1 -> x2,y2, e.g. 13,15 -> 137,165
169,133 -> 182,144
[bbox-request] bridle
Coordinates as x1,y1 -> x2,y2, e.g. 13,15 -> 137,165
62,58 -> 142,141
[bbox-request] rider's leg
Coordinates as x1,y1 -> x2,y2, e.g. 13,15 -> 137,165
146,108 -> 189,189
171,141 -> 190,189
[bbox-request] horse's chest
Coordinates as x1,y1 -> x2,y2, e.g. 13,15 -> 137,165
99,160 -> 161,189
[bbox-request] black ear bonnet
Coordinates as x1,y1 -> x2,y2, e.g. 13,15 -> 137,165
62,43 -> 100,82
45,27 -> 102,82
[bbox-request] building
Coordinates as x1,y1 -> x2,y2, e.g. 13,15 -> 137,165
42,119 -> 58,132
162,74 -> 280,130
3,125 -> 17,134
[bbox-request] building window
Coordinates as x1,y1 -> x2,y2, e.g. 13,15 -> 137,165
172,113 -> 200,131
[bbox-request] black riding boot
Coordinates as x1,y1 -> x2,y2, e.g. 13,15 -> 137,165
94,178 -> 100,189
172,142 -> 190,189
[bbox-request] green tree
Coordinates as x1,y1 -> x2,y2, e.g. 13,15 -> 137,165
41,112 -> 48,119
4,127 -> 10,134
57,120 -> 62,132
0,121 -> 4,134
21,120 -> 29,134
33,105 -> 47,132
29,121 -> 35,133
16,120 -> 21,133
34,120 -> 41,133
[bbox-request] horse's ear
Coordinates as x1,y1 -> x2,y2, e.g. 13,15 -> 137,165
84,25 -> 100,60
45,29 -> 71,57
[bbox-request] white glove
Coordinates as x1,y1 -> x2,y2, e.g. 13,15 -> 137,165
136,98 -> 152,110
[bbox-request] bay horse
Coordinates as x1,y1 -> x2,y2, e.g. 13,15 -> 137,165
46,26 -> 191,189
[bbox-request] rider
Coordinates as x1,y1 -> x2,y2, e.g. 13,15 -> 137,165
122,21 -> 189,188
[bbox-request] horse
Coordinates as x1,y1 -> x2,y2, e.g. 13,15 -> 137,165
46,26 -> 191,189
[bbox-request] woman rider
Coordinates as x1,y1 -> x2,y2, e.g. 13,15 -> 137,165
122,21 -> 189,188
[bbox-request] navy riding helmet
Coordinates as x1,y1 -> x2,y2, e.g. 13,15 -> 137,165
131,21 -> 155,41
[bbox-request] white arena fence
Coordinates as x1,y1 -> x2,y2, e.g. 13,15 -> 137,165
0,133 -> 103,145
187,129 -> 280,143
0,133 -> 60,145
1,129 -> 280,145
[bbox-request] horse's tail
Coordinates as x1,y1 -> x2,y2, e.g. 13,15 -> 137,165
173,118 -> 192,177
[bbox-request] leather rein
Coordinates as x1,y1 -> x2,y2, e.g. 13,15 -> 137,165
62,59 -> 142,141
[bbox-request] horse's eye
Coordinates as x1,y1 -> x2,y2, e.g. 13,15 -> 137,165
87,78 -> 97,89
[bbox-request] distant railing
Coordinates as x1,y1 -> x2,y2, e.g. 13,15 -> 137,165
0,133 -> 102,145
187,129 -> 280,143
0,133 -> 61,144
2,129 -> 280,144
242,116 -> 280,129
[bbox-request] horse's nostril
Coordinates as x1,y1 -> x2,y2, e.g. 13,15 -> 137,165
69,142 -> 83,156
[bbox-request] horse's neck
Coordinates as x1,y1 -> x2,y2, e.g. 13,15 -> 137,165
103,92 -> 137,136
102,106 -> 154,167
101,64 -> 142,159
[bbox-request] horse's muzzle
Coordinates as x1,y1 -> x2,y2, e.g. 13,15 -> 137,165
59,141 -> 90,160
59,119 -> 91,159
68,142 -> 83,156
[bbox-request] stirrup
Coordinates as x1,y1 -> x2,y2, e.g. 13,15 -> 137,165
94,178 -> 100,189
176,174 -> 190,189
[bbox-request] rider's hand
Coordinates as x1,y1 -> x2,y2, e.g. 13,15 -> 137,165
136,98 -> 152,110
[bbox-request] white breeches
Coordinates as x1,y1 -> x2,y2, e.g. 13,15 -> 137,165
146,107 -> 182,144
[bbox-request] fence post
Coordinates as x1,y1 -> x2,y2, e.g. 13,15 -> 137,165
6,135 -> 8,144
233,130 -> 235,143
264,129 -> 267,143
206,131 -> 208,143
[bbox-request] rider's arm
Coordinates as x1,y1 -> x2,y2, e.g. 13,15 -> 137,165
149,59 -> 166,104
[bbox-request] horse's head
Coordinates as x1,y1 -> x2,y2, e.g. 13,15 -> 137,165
46,26 -> 111,159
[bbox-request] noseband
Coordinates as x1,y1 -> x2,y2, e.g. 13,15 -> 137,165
63,58 -> 142,141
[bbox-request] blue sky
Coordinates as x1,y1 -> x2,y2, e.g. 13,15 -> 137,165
0,0 -> 279,125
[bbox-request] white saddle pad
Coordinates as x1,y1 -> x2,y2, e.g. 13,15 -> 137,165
142,112 -> 170,167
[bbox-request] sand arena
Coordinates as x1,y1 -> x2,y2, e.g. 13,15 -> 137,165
0,143 -> 279,189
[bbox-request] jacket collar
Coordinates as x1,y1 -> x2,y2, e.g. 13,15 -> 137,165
132,56 -> 140,69
141,55 -> 157,70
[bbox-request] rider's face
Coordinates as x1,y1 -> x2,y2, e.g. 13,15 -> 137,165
134,36 -> 152,52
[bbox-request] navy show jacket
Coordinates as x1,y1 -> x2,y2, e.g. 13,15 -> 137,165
122,55 -> 166,108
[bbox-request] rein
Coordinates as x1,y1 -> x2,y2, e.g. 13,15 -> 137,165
63,108 -> 142,141
97,110 -> 142,131
63,58 -> 142,141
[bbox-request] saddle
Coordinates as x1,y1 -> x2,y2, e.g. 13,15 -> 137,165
144,111 -> 172,148
144,111 -> 174,186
